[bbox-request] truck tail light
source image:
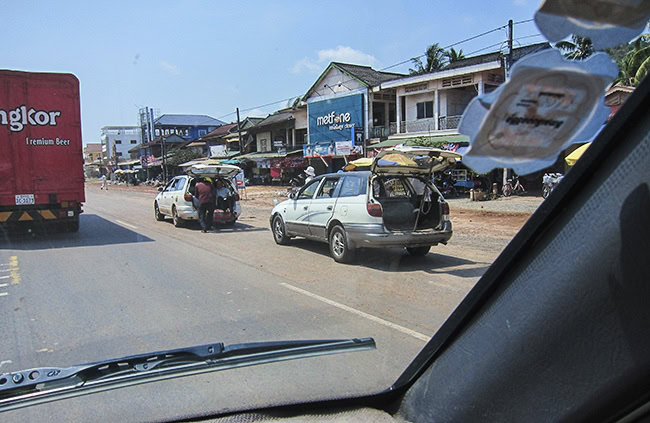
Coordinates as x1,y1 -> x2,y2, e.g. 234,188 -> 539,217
367,202 -> 383,217
184,193 -> 193,202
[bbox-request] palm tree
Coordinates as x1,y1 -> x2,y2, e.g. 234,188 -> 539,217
614,35 -> 650,86
409,43 -> 446,75
445,48 -> 465,64
556,35 -> 594,60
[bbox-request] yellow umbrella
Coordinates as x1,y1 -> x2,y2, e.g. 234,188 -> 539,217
343,157 -> 373,171
565,143 -> 591,166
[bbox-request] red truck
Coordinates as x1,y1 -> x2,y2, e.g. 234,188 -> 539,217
0,70 -> 84,232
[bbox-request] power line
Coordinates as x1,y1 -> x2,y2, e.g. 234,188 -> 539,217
217,21 -> 541,119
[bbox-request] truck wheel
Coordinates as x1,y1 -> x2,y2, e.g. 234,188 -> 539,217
67,220 -> 80,233
272,215 -> 290,245
406,246 -> 431,257
329,225 -> 355,264
154,202 -> 165,221
172,206 -> 184,228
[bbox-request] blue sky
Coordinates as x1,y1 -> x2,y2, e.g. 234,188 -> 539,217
4,0 -> 541,145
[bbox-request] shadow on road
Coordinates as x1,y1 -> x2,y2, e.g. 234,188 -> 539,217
0,214 -> 153,250
285,238 -> 490,276
160,220 -> 267,233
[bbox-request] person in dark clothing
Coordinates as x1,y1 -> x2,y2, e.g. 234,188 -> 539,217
194,177 -> 216,232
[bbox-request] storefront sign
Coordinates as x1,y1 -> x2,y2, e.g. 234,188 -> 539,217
303,142 -> 335,158
235,170 -> 245,189
404,83 -> 429,94
209,145 -> 227,158
308,94 -> 364,144
335,141 -> 353,156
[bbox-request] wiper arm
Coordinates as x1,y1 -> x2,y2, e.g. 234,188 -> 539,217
0,337 -> 375,413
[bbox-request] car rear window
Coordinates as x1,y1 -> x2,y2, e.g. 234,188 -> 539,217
373,177 -> 411,199
339,176 -> 366,197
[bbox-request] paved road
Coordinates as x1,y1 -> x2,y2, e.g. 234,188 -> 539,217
0,186 -> 507,421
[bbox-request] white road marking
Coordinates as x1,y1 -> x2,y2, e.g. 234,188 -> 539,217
0,283 -> 7,287
0,275 -> 10,279
280,282 -> 431,342
0,360 -> 12,369
115,220 -> 138,230
0,292 -> 8,297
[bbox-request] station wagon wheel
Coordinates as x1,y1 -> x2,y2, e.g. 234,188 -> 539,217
172,206 -> 183,228
154,202 -> 165,221
273,215 -> 290,245
406,246 -> 431,257
329,225 -> 355,264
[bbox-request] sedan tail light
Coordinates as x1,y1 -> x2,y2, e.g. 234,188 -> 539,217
441,201 -> 450,221
367,202 -> 383,217
234,192 -> 240,201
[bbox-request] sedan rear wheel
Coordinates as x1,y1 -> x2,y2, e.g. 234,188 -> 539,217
329,225 -> 355,264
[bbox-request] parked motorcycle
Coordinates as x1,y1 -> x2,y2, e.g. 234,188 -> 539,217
502,174 -> 526,197
542,173 -> 564,199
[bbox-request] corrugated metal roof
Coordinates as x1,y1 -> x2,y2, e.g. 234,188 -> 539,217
238,149 -> 302,160
250,112 -> 294,130
154,114 -> 225,127
370,134 -> 469,149
203,123 -> 238,138
333,62 -> 405,86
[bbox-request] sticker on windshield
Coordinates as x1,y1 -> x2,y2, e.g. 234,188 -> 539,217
458,49 -> 617,175
535,0 -> 650,49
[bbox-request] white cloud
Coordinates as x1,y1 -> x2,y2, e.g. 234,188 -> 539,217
241,108 -> 267,119
159,60 -> 180,75
290,45 -> 378,74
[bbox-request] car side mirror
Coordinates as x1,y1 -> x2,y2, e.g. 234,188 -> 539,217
158,186 -> 164,192
288,192 -> 296,200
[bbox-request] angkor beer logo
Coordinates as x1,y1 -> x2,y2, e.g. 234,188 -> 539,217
0,105 -> 61,132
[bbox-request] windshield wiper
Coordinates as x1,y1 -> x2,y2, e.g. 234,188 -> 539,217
0,337 -> 375,412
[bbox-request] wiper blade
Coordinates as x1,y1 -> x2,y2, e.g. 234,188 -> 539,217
0,337 -> 375,412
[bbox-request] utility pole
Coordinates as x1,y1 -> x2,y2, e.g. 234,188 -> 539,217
161,134 -> 167,182
504,19 -> 514,188
236,108 -> 243,155
507,19 -> 514,77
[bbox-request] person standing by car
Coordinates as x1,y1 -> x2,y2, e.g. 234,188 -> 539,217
194,177 -> 216,233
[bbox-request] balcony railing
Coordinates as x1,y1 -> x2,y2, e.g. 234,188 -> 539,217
438,115 -> 462,130
370,124 -> 398,139
398,116 -> 463,134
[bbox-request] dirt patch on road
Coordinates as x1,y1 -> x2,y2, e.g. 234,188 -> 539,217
451,208 -> 530,241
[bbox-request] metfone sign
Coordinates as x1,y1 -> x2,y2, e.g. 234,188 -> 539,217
308,94 -> 364,144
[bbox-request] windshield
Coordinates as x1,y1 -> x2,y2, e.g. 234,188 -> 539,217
2,1 -> 644,421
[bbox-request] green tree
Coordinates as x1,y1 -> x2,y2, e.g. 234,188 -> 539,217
167,148 -> 203,166
556,35 -> 594,60
409,43 -> 446,75
613,35 -> 650,86
445,47 -> 465,64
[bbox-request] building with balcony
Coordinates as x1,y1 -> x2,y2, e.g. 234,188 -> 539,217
376,43 -> 550,148
83,143 -> 102,164
100,126 -> 143,160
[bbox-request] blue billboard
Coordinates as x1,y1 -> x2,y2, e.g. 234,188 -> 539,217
308,94 -> 364,144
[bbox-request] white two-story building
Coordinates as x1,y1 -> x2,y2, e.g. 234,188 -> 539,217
373,43 -> 549,149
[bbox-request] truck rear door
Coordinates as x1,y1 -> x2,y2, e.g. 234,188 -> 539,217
0,71 -> 84,208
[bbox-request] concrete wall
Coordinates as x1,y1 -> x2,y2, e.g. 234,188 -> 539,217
293,107 -> 308,130
310,68 -> 364,98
